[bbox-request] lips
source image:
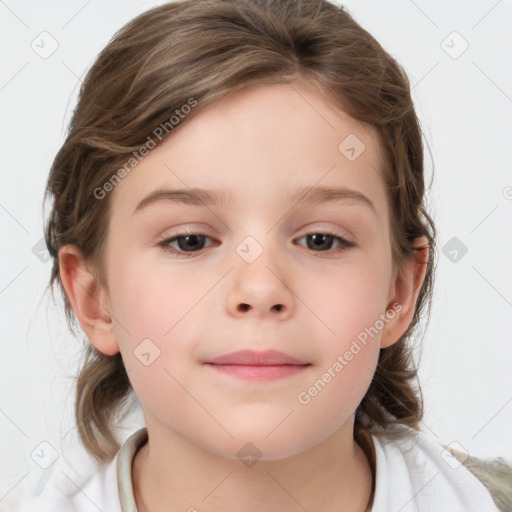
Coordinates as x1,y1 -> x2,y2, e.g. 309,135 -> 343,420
203,349 -> 309,366
203,350 -> 311,382
203,349 -> 311,381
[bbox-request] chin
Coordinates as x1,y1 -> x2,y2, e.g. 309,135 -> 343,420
202,426 -> 324,464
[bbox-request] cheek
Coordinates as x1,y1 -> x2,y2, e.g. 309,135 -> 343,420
303,253 -> 392,348
108,250 -> 206,340
294,250 -> 391,402
275,258 -> 389,418
106,250 -> 211,392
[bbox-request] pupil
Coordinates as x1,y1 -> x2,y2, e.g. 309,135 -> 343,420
179,234 -> 204,251
309,234 -> 333,251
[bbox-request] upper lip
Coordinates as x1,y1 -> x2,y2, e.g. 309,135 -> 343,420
204,349 -> 309,366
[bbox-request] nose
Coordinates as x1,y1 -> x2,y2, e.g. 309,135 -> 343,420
226,251 -> 295,320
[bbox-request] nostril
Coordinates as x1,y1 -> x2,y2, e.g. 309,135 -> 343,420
238,303 -> 250,312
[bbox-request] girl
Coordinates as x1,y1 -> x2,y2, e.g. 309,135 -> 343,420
14,0 -> 512,510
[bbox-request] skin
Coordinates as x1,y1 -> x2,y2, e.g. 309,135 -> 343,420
59,81 -> 428,511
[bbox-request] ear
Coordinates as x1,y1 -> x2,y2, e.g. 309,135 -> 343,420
58,244 -> 119,356
380,236 -> 430,349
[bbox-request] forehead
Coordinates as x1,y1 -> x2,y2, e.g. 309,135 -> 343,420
109,81 -> 387,221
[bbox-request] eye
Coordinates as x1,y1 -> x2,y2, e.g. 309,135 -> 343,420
295,232 -> 355,253
158,230 -> 355,258
158,232 -> 216,257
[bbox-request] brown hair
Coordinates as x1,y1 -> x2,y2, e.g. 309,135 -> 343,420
44,0 -> 436,464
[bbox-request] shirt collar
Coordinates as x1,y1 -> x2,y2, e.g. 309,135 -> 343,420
117,427 -> 148,512
115,426 -> 377,511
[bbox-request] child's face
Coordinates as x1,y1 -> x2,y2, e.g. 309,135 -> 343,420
102,82 -> 402,459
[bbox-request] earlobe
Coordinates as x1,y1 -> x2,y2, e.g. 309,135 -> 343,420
380,236 -> 430,349
58,244 -> 119,356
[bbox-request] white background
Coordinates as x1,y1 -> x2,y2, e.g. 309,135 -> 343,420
1,0 -> 511,505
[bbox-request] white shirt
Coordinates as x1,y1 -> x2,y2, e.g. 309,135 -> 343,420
10,423 -> 500,511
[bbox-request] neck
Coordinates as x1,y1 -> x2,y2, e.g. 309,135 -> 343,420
132,420 -> 375,512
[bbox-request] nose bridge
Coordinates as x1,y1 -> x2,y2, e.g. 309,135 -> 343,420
236,229 -> 282,287
230,210 -> 280,267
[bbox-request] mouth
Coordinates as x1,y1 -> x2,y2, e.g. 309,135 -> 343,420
203,349 -> 311,381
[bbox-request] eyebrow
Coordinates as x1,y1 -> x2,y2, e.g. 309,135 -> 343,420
133,185 -> 377,216
286,185 -> 377,217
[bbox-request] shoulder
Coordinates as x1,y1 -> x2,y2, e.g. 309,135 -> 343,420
445,445 -> 512,512
6,453 -> 121,512
369,423 -> 504,511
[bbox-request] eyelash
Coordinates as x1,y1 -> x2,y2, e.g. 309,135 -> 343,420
157,230 -> 355,258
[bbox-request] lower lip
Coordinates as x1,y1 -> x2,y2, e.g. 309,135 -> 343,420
204,363 -> 310,381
